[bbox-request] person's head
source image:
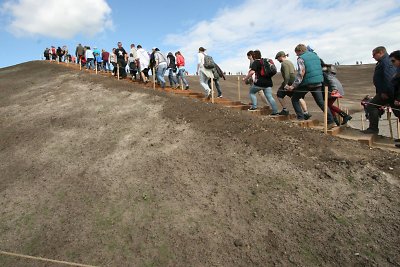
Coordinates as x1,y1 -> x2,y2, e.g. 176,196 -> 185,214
117,42 -> 122,48
112,48 -> 116,52
247,50 -> 254,59
294,44 -> 307,56
389,50 -> 400,67
275,51 -> 288,62
372,46 -> 387,62
130,44 -> 135,48
137,45 -> 142,49
199,47 -> 206,53
175,51 -> 180,56
253,50 -> 262,60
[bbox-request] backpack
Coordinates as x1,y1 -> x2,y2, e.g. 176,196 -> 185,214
259,58 -> 277,77
203,55 -> 215,69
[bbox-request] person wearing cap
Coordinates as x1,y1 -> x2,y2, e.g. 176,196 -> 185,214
275,51 -> 310,118
285,44 -> 335,129
167,52 -> 179,88
197,47 -> 213,97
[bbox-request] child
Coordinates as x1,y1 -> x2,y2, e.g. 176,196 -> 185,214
322,64 -> 352,125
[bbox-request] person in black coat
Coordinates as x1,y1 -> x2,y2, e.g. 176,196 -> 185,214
362,46 -> 396,134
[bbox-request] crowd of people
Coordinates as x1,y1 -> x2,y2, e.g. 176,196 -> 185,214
44,43 -> 400,147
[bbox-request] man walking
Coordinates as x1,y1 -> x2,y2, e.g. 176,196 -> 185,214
275,51 -> 310,118
362,46 -> 396,134
285,44 -> 335,128
115,42 -> 128,79
197,47 -> 213,97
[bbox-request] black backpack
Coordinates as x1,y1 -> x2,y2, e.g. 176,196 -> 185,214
203,55 -> 216,69
259,58 -> 277,77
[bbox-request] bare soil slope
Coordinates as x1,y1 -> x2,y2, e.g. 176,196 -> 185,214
0,61 -> 399,267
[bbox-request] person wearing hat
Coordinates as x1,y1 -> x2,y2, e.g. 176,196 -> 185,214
275,51 -> 310,118
197,47 -> 213,97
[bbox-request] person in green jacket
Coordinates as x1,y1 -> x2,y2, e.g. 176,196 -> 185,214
275,51 -> 310,119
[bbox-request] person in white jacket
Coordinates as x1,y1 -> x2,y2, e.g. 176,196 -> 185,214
136,45 -> 150,83
197,47 -> 213,97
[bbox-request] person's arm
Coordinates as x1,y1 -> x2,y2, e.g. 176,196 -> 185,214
243,69 -> 255,82
287,58 -> 305,90
281,63 -> 291,87
381,62 -> 395,99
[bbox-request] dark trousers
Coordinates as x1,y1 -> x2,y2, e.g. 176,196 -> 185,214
117,59 -> 127,78
366,94 -> 394,131
291,85 -> 334,123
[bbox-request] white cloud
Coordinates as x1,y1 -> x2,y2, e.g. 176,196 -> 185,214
1,0 -> 113,39
165,0 -> 400,74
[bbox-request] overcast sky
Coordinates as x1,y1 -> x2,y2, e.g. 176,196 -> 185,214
0,0 -> 399,74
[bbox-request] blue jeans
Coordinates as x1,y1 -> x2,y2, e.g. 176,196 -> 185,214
156,63 -> 167,88
168,68 -> 178,87
176,67 -> 189,87
291,85 -> 334,123
249,85 -> 278,113
199,71 -> 211,95
208,79 -> 222,97
103,61 -> 111,72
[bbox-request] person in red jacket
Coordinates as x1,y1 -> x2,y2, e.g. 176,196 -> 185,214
175,51 -> 189,89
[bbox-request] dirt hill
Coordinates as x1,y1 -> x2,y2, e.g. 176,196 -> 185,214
0,61 -> 399,266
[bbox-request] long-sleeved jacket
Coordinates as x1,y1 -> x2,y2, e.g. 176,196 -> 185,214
392,68 -> 400,101
373,53 -> 396,98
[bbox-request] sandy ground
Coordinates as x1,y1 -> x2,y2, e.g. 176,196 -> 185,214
0,61 -> 399,266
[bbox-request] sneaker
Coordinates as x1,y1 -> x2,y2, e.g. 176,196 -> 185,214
304,113 -> 312,120
327,123 -> 336,130
334,117 -> 340,126
361,128 -> 378,134
341,115 -> 352,125
279,109 -> 289,115
248,107 -> 258,111
185,86 -> 189,90
271,112 -> 279,115
217,95 -> 223,98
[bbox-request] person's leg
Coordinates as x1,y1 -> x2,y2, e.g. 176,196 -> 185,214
310,87 -> 334,124
215,79 -> 222,97
168,69 -> 174,87
249,85 -> 262,109
291,89 -> 308,120
263,87 -> 278,113
156,65 -> 166,88
365,94 -> 386,133
180,68 -> 189,88
199,71 -> 211,96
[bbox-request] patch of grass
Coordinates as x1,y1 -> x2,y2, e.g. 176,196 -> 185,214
347,175 -> 355,183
